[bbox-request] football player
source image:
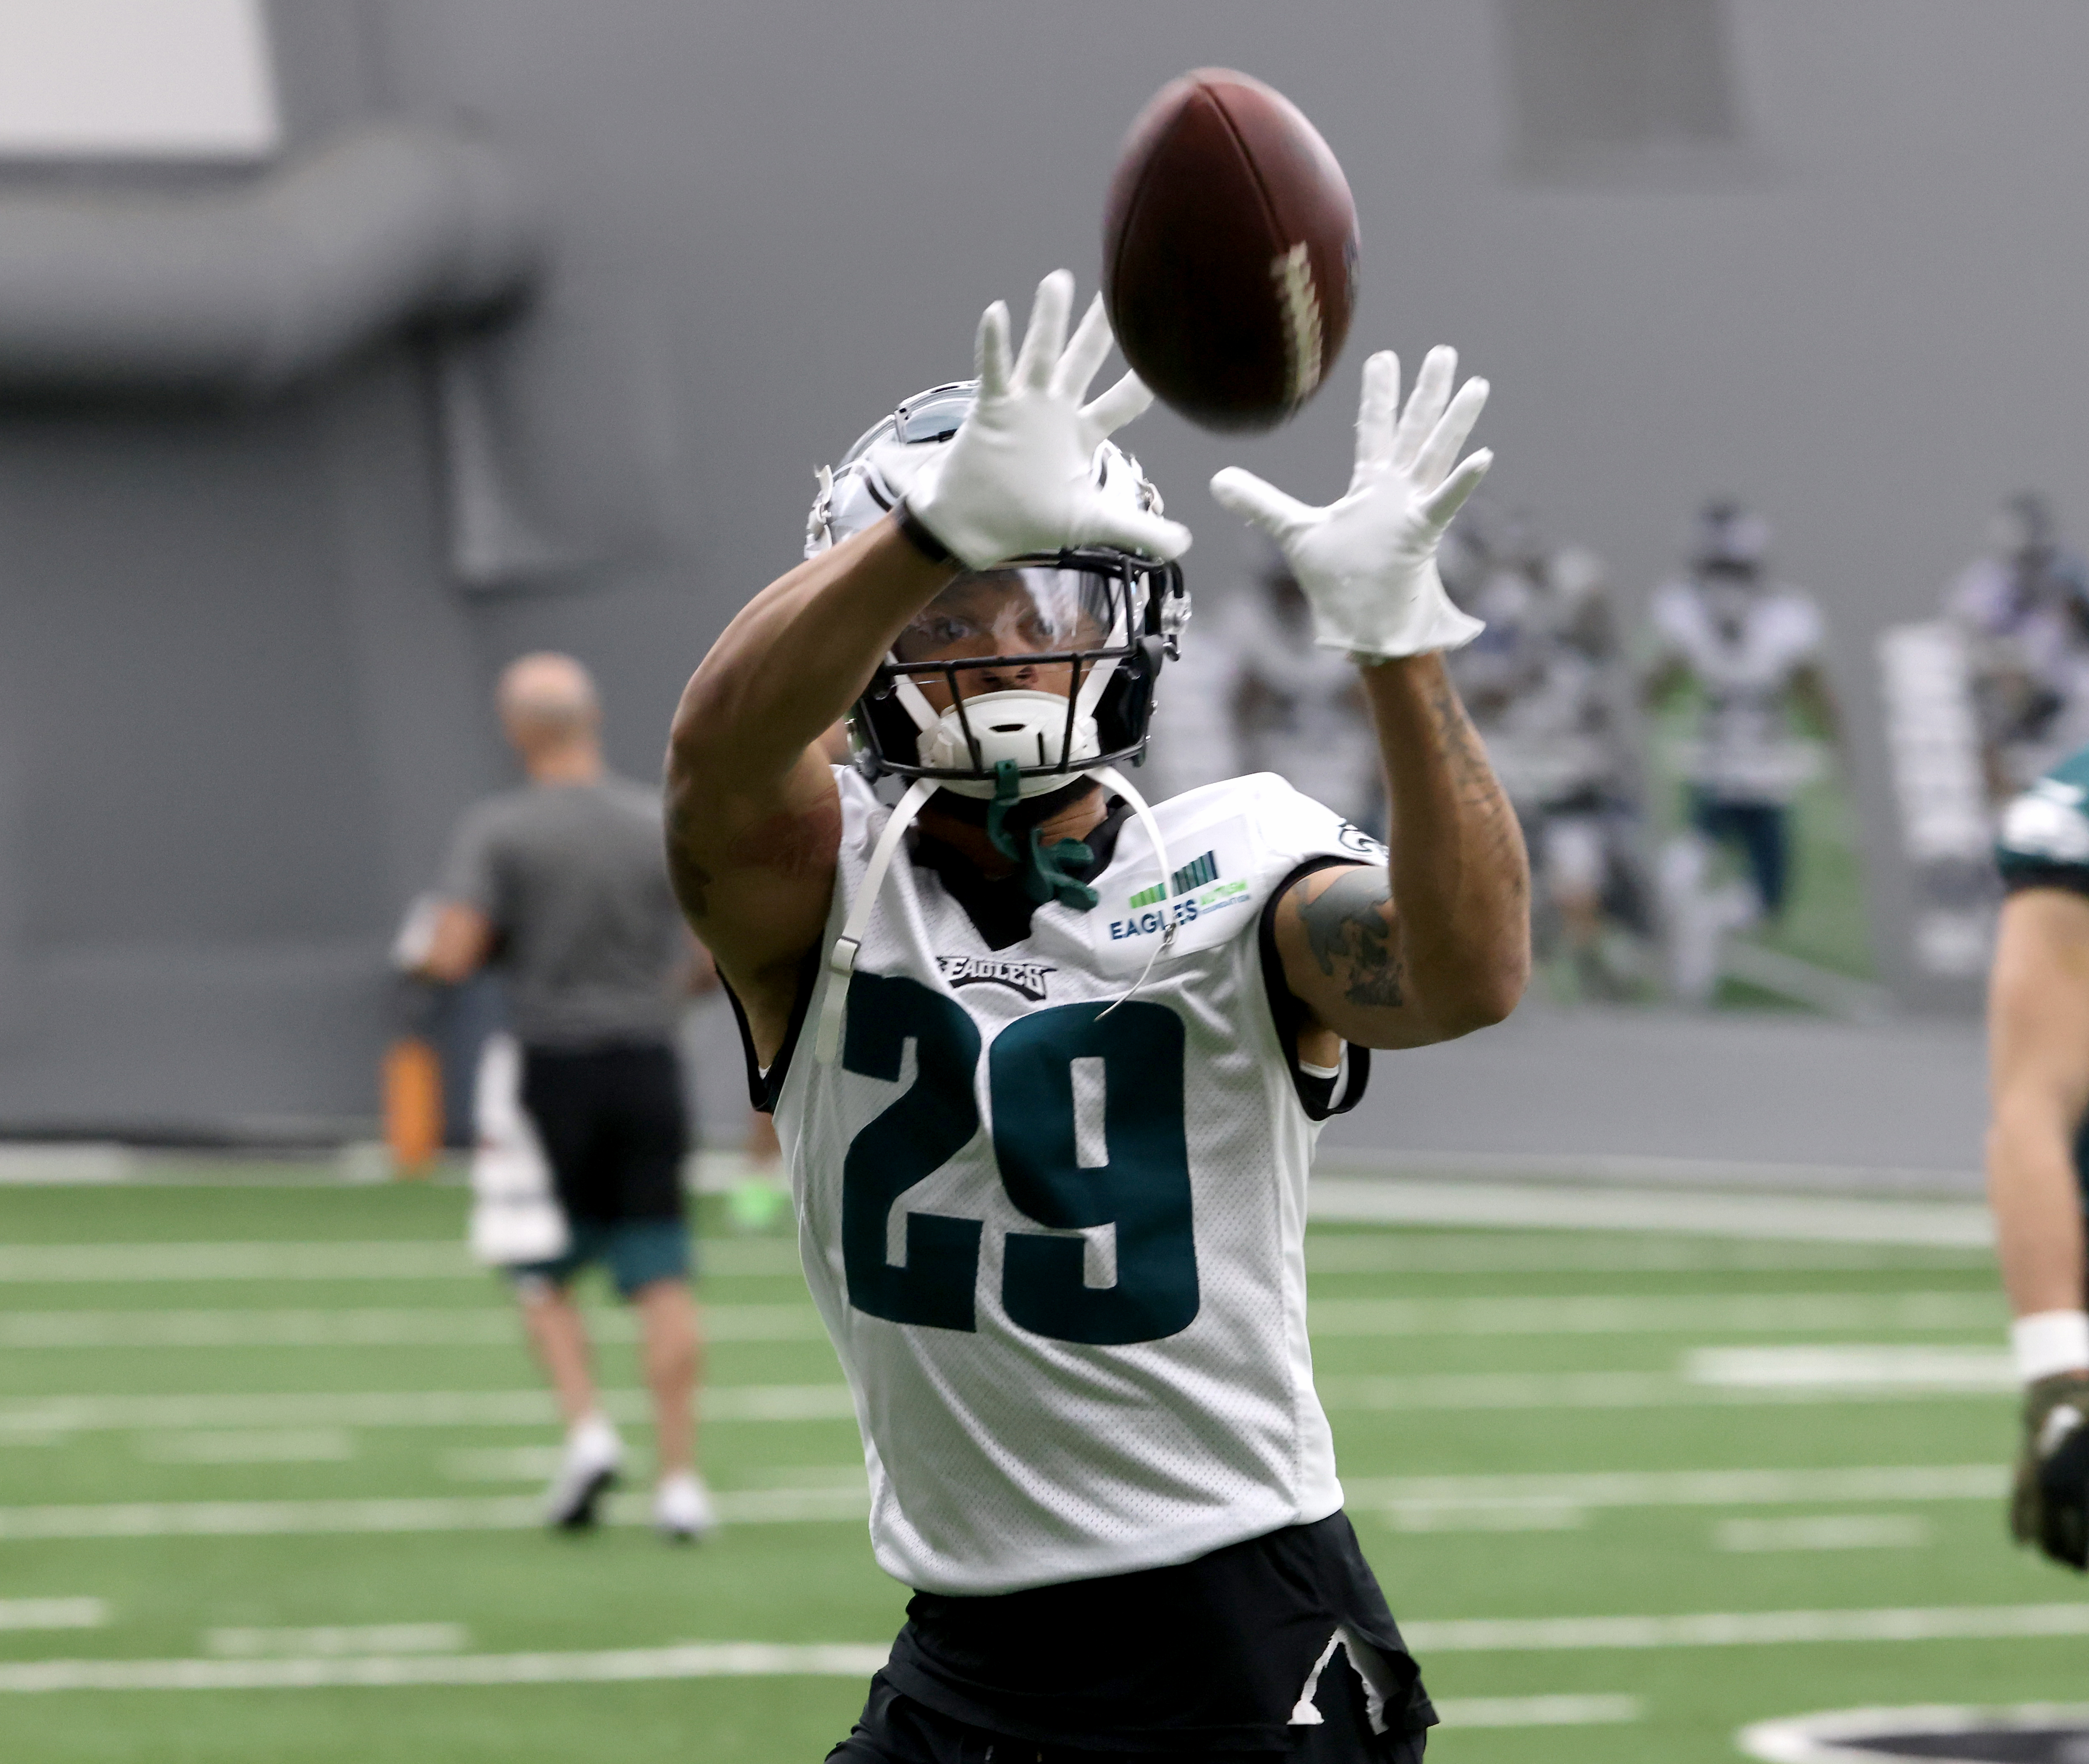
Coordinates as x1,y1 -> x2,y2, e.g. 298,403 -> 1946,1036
1989,747 -> 2089,1571
665,272 -> 1529,1759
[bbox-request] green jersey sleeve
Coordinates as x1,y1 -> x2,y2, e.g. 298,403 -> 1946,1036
1997,745 -> 2089,895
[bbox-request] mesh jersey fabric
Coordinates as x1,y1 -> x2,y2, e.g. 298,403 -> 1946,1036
770,767 -> 1385,1595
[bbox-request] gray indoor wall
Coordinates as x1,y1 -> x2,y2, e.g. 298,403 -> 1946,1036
2,1 -> 2083,1132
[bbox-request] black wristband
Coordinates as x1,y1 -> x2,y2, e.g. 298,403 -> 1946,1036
893,498 -> 957,567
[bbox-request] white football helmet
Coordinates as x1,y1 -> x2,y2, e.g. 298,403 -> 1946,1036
807,381 -> 1189,802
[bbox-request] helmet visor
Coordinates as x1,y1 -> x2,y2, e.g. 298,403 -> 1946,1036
890,565 -> 1130,709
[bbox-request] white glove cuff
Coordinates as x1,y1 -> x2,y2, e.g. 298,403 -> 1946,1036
1324,566 -> 1485,663
2013,1309 -> 2089,1382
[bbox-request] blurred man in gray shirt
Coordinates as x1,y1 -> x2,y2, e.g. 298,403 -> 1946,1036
414,652 -> 713,1539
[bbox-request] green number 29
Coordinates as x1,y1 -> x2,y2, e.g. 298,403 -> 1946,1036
838,973 -> 1199,1346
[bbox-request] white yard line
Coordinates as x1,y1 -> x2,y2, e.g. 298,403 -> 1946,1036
1714,1516 -> 1932,1552
0,1291 -> 2001,1350
1437,1694 -> 1641,1726
0,1305 -> 824,1346
0,1641 -> 895,1691
1303,1236 -> 1982,1275
4,1362 -> 2015,1441
1688,1346 -> 2014,1391
0,1599 -> 105,1631
1309,1178 -> 1994,1247
204,1623 -> 468,1658
0,1239 -> 802,1283
139,1429 -> 356,1463
1343,1464 -> 2005,1516
1405,1604 -> 2089,1652
2,1606 -> 2083,1694
0,1485 -> 870,1540
0,1465 -> 2000,1541
1309,1292 -> 2002,1336
0,1385 -> 856,1435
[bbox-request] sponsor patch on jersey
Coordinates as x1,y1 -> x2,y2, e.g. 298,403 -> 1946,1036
934,954 -> 1054,1001
1110,847 -> 1253,943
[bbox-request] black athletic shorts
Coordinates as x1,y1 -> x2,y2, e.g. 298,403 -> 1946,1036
518,1041 -> 688,1226
830,1513 -> 1432,1761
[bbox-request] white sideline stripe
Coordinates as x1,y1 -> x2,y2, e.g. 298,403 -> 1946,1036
1436,1694 -> 1640,1727
0,1290 -> 2002,1350
1405,1604 -> 2089,1652
0,1485 -> 869,1540
1344,1464 -> 2005,1515
0,1599 -> 105,1631
0,1641 -> 895,1692
205,1623 -> 467,1658
0,1385 -> 856,1435
0,1238 -> 802,1283
1309,1177 -> 1994,1247
0,1305 -> 823,1346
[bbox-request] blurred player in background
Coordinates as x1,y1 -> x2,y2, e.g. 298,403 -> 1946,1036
1985,744 -> 2089,1571
409,653 -> 715,1540
1644,500 -> 1843,1003
1217,533 -> 1384,833
1447,509 -> 1646,997
1945,492 -> 2089,808
667,273 -> 1528,1761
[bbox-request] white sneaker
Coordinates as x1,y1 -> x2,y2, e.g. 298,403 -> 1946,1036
543,1415 -> 622,1530
653,1471 -> 717,1542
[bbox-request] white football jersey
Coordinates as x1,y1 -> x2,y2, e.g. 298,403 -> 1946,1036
770,767 -> 1378,1596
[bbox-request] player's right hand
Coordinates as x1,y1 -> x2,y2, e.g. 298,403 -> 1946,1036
2011,1369 -> 2089,1570
903,270 -> 1192,569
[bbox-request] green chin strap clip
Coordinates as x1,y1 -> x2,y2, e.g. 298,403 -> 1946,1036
984,758 -> 1100,912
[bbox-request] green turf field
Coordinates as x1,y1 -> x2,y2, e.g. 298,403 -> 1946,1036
0,1178 -> 2073,1764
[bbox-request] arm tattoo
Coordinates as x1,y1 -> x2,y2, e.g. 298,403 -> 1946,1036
1298,868 -> 1405,1008
1423,672 -> 1528,905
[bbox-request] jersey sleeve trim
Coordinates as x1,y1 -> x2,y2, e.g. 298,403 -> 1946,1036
1258,855 -> 1372,1122
720,939 -> 822,1115
2001,863 -> 2089,902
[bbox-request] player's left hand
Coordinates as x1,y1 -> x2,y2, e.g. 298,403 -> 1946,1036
2012,1369 -> 2089,1570
1210,347 -> 1491,660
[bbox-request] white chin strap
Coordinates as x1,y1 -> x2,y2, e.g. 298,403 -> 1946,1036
811,763 -> 1175,1066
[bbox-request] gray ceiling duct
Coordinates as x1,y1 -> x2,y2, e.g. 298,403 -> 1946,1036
0,122 -> 542,399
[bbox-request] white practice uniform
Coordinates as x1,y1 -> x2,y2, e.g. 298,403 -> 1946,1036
1647,578 -> 1826,803
770,768 -> 1376,1596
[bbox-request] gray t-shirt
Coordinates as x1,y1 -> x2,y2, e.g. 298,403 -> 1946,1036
437,775 -> 687,1048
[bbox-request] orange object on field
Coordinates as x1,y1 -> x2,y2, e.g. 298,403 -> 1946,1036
383,1037 -> 444,1177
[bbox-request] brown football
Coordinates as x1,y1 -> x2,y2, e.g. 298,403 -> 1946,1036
1103,69 -> 1359,434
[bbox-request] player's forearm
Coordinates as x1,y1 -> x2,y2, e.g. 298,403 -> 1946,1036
1360,653 -> 1530,1033
1988,1105 -> 2089,1317
669,517 -> 955,792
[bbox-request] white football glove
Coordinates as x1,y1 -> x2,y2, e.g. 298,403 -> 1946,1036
1210,346 -> 1492,660
905,270 -> 1192,569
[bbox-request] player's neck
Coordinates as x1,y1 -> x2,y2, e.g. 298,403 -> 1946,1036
916,781 -> 1108,880
524,741 -> 604,786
